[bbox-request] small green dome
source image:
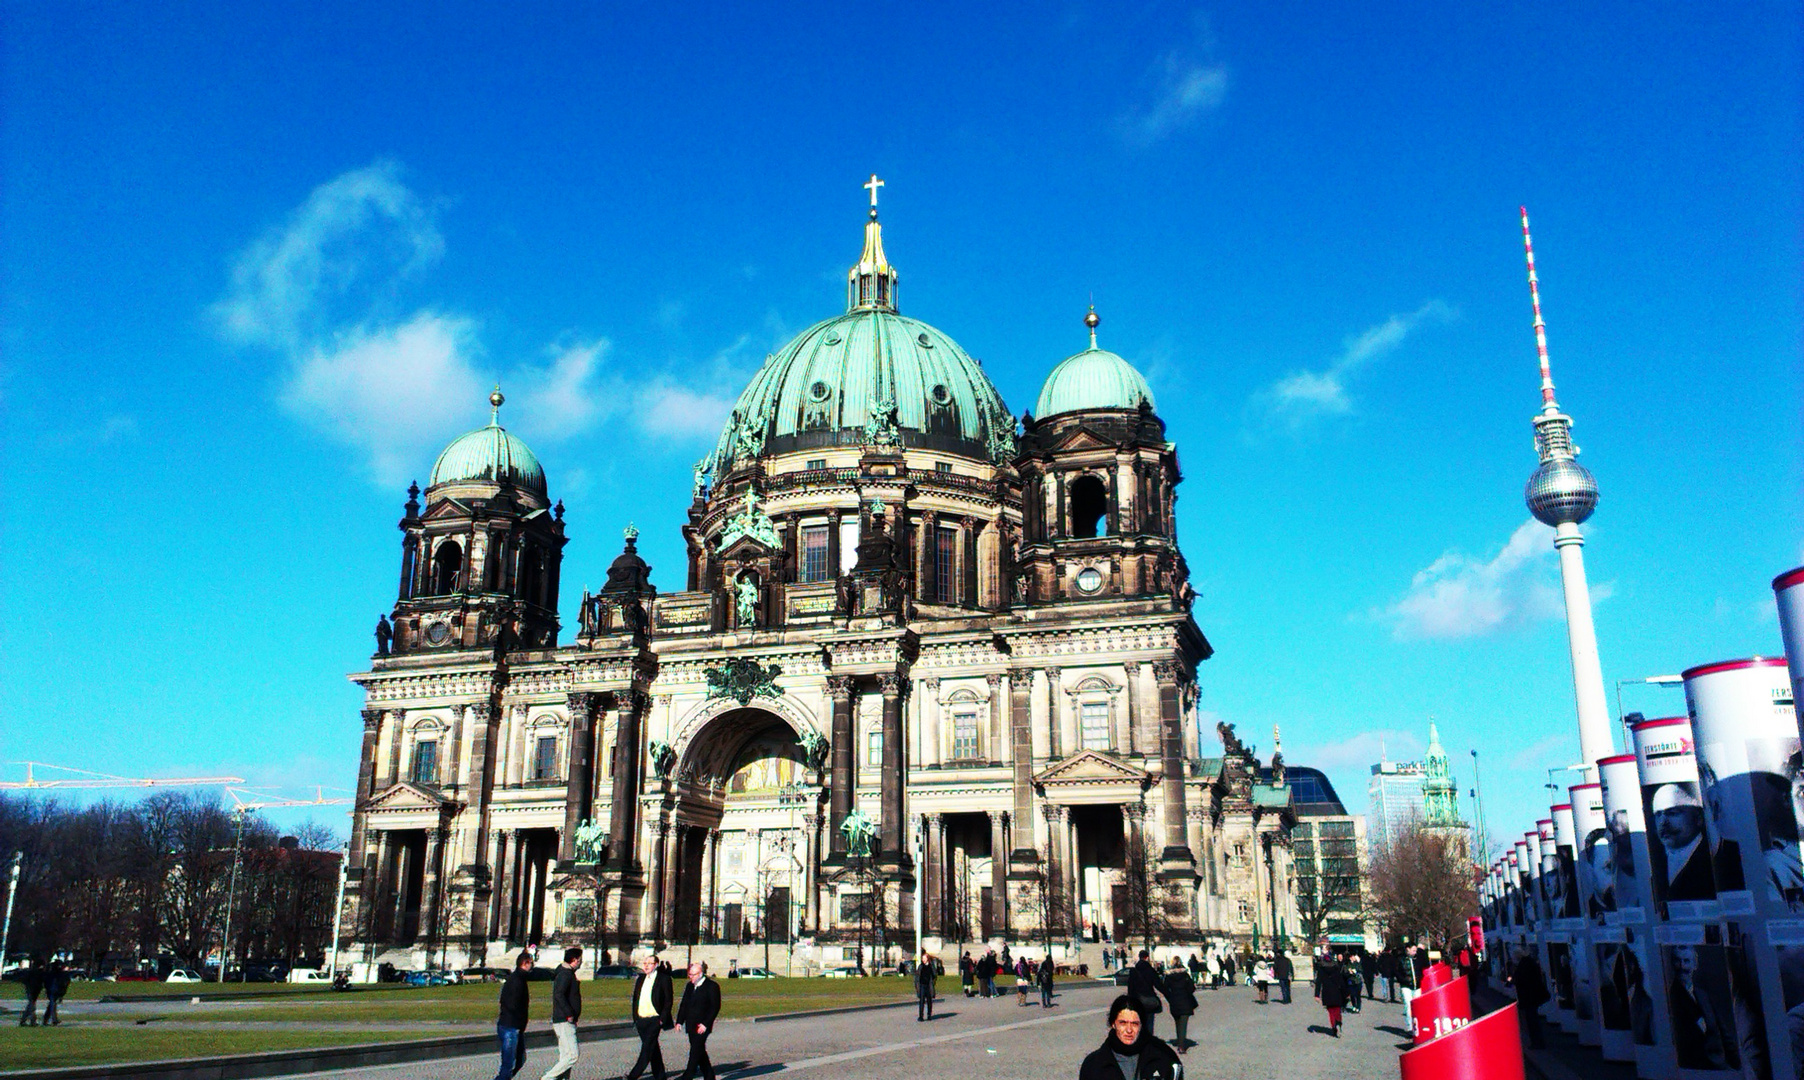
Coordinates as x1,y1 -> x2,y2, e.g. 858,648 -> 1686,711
1034,346 -> 1156,419
429,391 -> 547,498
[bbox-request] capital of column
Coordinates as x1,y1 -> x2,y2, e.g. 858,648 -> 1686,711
565,691 -> 602,725
466,702 -> 493,725
361,707 -> 384,731
921,677 -> 940,693
826,675 -> 854,700
1122,660 -> 1140,676
1123,801 -> 1148,821
1151,660 -> 1182,686
1042,803 -> 1067,823
985,672 -> 1002,688
877,673 -> 901,696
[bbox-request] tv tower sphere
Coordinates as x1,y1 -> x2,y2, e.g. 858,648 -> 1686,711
1526,457 -> 1599,526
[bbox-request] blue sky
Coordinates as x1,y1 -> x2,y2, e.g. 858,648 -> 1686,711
2,3 -> 1798,840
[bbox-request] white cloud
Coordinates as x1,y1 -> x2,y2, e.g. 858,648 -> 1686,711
1256,300 -> 1454,429
213,161 -> 441,349
1509,733 -> 1573,771
1293,729 -> 1425,771
1123,60 -> 1229,146
280,313 -> 485,486
511,340 -> 619,442
1378,518 -> 1621,640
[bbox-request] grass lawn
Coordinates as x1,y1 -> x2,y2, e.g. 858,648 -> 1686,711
0,1027 -> 432,1071
124,976 -> 917,1023
0,980 -> 350,1002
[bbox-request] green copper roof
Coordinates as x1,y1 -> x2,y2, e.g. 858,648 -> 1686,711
1252,784 -> 1293,809
429,395 -> 546,497
1033,345 -> 1156,419
711,308 -> 1014,468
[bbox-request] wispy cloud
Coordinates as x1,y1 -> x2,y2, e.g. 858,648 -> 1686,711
215,163 -> 746,486
1255,301 -> 1454,430
1378,518 -> 1614,640
1509,733 -> 1573,771
1120,17 -> 1229,147
1293,729 -> 1425,771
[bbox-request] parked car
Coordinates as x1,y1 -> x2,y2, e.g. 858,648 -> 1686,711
589,964 -> 638,979
731,967 -> 777,979
166,969 -> 204,983
287,969 -> 333,984
456,967 -> 502,983
816,966 -> 860,978
402,969 -> 455,987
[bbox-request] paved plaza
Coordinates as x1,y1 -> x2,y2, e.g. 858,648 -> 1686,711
265,980 -> 1408,1080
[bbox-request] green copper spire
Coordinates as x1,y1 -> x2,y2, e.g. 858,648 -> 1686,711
1421,718 -> 1462,827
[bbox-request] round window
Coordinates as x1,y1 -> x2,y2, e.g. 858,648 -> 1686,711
809,380 -> 832,402
823,331 -> 842,346
917,333 -> 933,348
931,384 -> 951,405
425,622 -> 451,645
1076,567 -> 1104,594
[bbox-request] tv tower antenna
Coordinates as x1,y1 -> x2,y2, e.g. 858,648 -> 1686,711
1519,208 -> 1611,774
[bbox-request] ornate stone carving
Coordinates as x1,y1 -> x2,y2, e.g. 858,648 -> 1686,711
1042,803 -> 1066,823
361,707 -> 384,731
825,675 -> 854,700
717,490 -> 778,551
572,818 -> 606,862
703,657 -> 785,705
647,740 -> 677,779
863,397 -> 900,447
985,672 -> 1002,688
877,673 -> 901,695
1217,720 -> 1248,759
1151,660 -> 1181,684
797,728 -> 830,772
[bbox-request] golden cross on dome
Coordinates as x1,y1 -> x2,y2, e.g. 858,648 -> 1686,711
864,173 -> 884,209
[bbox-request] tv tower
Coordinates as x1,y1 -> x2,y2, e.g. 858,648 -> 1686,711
1519,208 -> 1612,771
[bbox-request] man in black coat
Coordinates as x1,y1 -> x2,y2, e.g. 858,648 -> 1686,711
493,951 -> 533,1080
1124,950 -> 1169,1038
1510,948 -> 1551,1049
625,953 -> 675,1080
1273,950 -> 1294,1004
544,947 -> 583,1080
674,960 -> 720,1080
914,951 -> 938,1020
42,962 -> 67,1026
17,962 -> 44,1026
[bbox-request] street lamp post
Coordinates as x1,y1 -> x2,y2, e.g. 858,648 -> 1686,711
1469,749 -> 1488,867
219,811 -> 248,982
328,844 -> 349,979
1,852 -> 20,972
1615,675 -> 1684,746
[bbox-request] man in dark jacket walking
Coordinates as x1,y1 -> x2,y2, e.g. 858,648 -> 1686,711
542,947 -> 583,1080
625,953 -> 675,1080
1124,950 -> 1169,1039
42,962 -> 68,1026
674,960 -> 719,1080
493,951 -> 533,1080
17,962 -> 44,1026
1274,951 -> 1294,1005
1316,953 -> 1349,1037
1510,948 -> 1551,1049
1037,953 -> 1056,1008
915,951 -> 938,1020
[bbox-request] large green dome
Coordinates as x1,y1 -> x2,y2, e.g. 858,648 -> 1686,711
429,392 -> 547,498
1034,344 -> 1156,419
712,309 -> 1014,468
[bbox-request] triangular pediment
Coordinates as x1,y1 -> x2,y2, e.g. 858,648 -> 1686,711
366,781 -> 455,813
422,498 -> 472,521
1048,427 -> 1119,454
717,534 -> 777,560
1035,750 -> 1149,786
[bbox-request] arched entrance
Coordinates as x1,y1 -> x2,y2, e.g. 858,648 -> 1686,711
665,708 -> 816,946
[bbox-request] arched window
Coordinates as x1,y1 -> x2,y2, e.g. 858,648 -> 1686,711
1069,475 -> 1108,538
432,541 -> 463,594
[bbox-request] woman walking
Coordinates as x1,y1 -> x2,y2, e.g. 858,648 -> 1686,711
1316,952 -> 1349,1037
1016,956 -> 1031,1006
1253,955 -> 1273,1004
1077,995 -> 1184,1080
1163,957 -> 1199,1053
960,952 -> 975,998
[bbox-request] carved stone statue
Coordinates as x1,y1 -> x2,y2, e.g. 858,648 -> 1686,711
798,729 -> 830,774
841,807 -> 878,858
735,575 -> 759,627
1217,720 -> 1248,759
622,596 -> 649,638
835,573 -> 856,615
374,615 -> 393,657
572,818 -> 606,863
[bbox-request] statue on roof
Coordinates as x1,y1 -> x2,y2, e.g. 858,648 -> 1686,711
1217,720 -> 1248,759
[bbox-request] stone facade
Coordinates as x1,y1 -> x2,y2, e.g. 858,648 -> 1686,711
338,197 -> 1295,970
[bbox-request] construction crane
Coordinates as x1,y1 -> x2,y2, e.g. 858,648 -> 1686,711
0,761 -> 245,790
225,786 -> 353,813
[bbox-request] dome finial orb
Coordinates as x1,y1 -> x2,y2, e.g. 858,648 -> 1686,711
488,385 -> 505,424
1084,305 -> 1100,349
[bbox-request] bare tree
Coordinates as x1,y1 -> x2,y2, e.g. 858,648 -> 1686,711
1366,817 -> 1476,949
1118,824 -> 1175,951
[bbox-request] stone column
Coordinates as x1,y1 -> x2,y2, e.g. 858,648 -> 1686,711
606,691 -> 645,870
366,830 -> 390,940
961,517 -> 978,607
924,814 -> 945,935
504,705 -> 526,787
1051,666 -> 1077,758
878,674 -> 904,862
826,510 -> 842,581
800,816 -> 819,934
827,676 -> 854,856
988,811 -> 1008,938
1007,669 -> 1038,868
1043,803 -> 1066,936
1121,662 -> 1141,756
420,827 -> 445,954
493,831 -> 515,944
561,693 -> 599,862
383,709 -> 404,788
985,674 -> 1004,762
919,510 -> 938,601
919,678 -> 940,767
460,703 -> 494,872
653,819 -> 673,941
349,708 -> 383,873
1151,662 -> 1195,873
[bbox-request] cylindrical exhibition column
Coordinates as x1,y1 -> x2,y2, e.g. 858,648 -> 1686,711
1524,828 -> 1551,1023
1568,785 -> 1607,1047
1775,568 -> 1804,717
1598,751 -> 1677,1078
1635,715 -> 1740,1080
1684,657 -> 1799,1080
1539,816 -> 1579,1031
1504,850 -> 1524,978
